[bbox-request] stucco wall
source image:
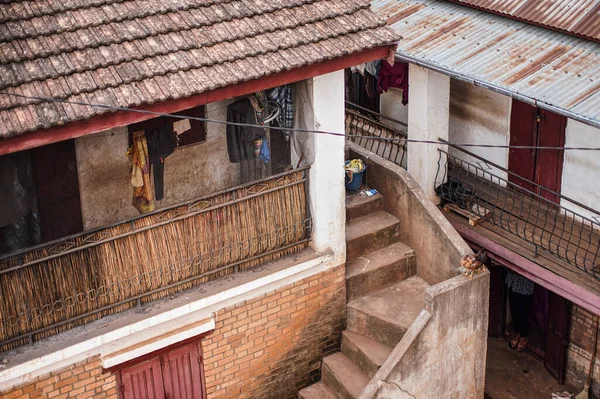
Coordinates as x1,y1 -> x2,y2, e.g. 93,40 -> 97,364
560,119 -> 600,220
379,88 -> 408,131
348,142 -> 472,285
448,79 -> 511,182
75,100 -> 240,230
372,273 -> 489,399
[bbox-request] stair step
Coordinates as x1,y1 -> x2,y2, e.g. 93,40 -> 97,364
341,331 -> 393,379
322,353 -> 370,399
346,242 -> 416,301
346,211 -> 400,261
347,276 -> 429,347
298,382 -> 337,399
346,193 -> 384,221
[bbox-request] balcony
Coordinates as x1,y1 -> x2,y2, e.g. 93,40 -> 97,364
345,102 -> 408,169
435,147 -> 600,294
0,168 -> 311,352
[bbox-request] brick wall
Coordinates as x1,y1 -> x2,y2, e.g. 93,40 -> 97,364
203,264 -> 346,399
1,264 -> 346,399
0,357 -> 117,399
566,304 -> 599,398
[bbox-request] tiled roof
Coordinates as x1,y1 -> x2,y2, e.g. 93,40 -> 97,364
0,0 -> 399,138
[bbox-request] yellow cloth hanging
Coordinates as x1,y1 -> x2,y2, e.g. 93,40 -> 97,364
129,130 -> 155,214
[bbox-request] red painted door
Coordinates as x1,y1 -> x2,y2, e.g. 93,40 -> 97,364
508,100 -> 537,192
162,341 -> 207,399
120,358 -> 166,399
508,100 -> 566,204
117,339 -> 207,399
544,293 -> 570,384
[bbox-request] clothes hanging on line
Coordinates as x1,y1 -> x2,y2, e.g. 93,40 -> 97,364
226,98 -> 266,163
268,85 -> 294,129
378,60 -> 409,105
259,138 -> 270,163
146,124 -> 175,201
130,130 -> 155,214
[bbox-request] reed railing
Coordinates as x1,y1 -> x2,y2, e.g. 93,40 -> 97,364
435,148 -> 600,280
0,167 -> 311,351
345,101 -> 408,169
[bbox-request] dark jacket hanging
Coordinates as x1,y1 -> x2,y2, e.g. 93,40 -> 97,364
146,124 -> 175,201
226,98 -> 265,163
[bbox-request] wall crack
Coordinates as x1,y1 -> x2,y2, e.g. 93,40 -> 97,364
380,379 -> 417,399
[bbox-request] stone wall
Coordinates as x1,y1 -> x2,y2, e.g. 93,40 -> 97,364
1,265 -> 346,399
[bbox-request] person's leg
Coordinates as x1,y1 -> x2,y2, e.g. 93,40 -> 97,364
509,289 -> 521,347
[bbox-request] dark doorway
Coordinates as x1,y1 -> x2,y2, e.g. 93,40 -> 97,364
30,140 -> 83,242
487,262 -> 570,384
508,99 -> 566,204
345,70 -> 380,113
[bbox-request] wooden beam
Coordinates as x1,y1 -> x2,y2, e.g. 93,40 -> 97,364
0,46 -> 391,156
450,220 -> 600,316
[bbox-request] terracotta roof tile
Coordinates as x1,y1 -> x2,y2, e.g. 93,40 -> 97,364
0,0 -> 398,138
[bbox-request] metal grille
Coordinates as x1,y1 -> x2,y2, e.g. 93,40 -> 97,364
345,102 -> 408,169
0,167 -> 311,351
435,149 -> 600,280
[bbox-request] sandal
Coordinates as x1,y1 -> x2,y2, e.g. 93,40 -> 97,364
510,334 -> 520,349
517,338 -> 527,352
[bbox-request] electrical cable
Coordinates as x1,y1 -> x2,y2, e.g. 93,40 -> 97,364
2,91 -> 600,151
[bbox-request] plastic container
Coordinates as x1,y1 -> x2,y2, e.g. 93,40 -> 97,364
345,161 -> 366,191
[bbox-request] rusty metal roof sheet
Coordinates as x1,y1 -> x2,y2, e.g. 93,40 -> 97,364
444,0 -> 600,43
372,0 -> 600,128
0,0 -> 399,138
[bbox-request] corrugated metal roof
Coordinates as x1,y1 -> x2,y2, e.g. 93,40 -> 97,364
444,0 -> 600,43
372,0 -> 600,128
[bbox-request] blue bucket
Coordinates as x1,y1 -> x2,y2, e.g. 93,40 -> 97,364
345,161 -> 366,191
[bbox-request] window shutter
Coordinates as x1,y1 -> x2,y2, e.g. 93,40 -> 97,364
161,341 -> 207,399
120,358 -> 166,399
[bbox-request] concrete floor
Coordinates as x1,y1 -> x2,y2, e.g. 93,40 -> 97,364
485,337 -> 578,399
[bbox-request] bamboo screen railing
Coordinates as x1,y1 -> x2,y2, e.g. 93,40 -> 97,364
0,167 -> 310,352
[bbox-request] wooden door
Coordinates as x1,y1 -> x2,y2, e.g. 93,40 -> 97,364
535,109 -> 566,204
120,358 -> 166,399
544,293 -> 570,384
487,263 -> 506,338
508,100 -> 566,204
30,140 -> 83,242
508,100 -> 537,192
161,341 -> 207,399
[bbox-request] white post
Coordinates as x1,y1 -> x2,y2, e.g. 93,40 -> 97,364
309,70 -> 346,264
407,64 -> 450,203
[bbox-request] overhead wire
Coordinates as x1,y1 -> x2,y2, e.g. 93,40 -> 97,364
1,90 -> 600,151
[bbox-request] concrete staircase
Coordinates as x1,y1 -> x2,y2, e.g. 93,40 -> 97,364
299,193 -> 430,399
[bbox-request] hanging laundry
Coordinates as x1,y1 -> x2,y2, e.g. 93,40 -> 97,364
259,138 -> 270,163
226,98 -> 266,163
129,130 -> 155,214
365,60 -> 380,78
268,85 -> 294,129
350,63 -> 366,76
377,60 -> 409,105
146,124 -> 175,201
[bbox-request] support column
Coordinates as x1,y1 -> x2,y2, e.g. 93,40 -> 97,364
407,64 -> 450,203
309,70 -> 346,263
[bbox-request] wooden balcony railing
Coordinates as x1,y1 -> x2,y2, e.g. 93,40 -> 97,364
0,167 -> 310,352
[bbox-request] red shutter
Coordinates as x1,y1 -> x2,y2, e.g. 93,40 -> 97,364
161,341 -> 207,399
120,358 -> 166,399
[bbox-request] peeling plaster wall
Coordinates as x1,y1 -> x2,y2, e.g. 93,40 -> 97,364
448,79 -> 511,182
560,119 -> 600,220
75,100 -> 240,230
376,274 -> 489,399
380,87 -> 408,131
